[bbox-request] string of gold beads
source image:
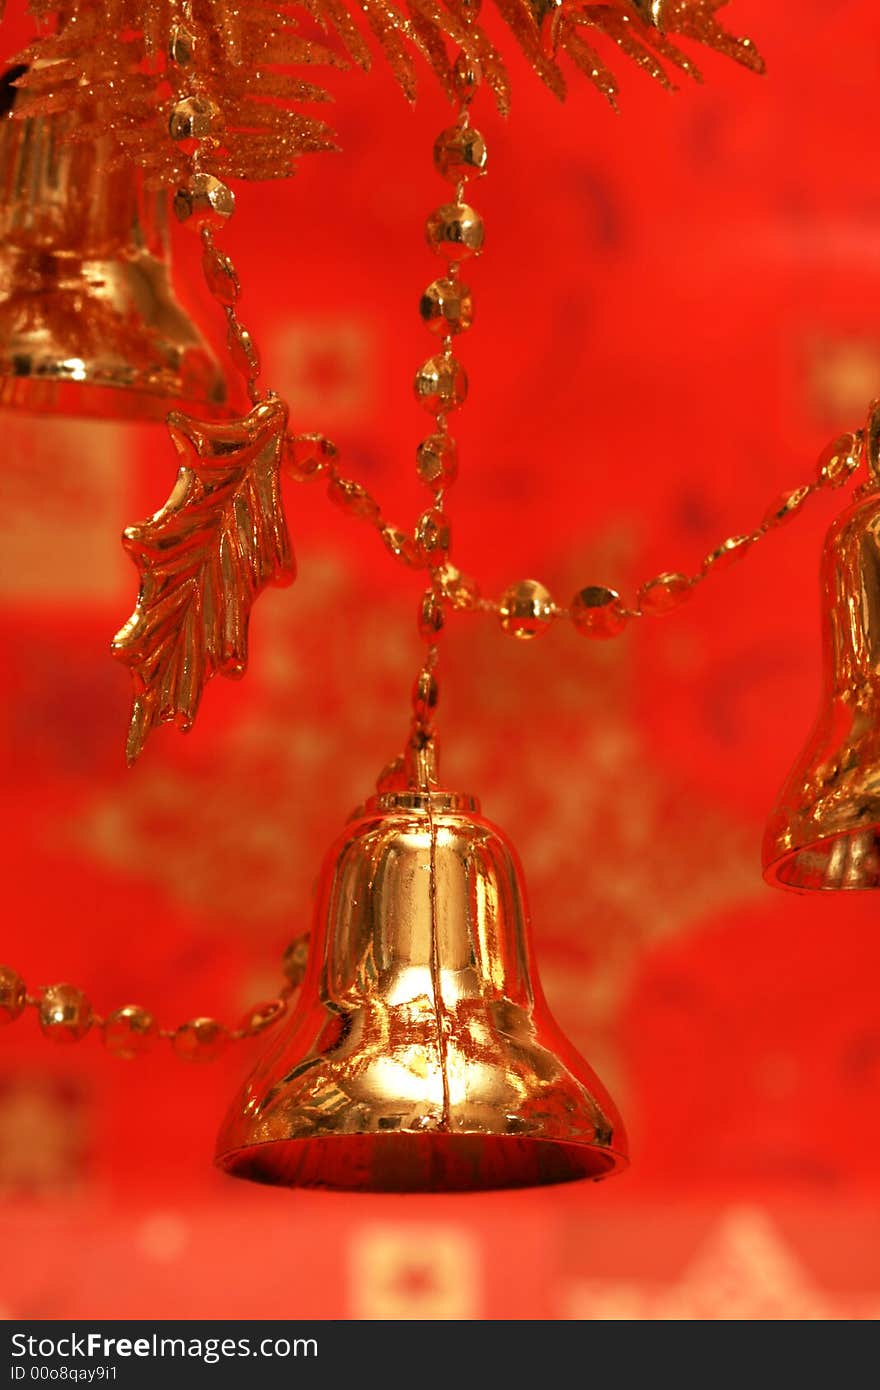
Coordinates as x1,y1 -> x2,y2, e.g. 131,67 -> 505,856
283,431 -> 484,614
286,423 -> 864,645
489,429 -> 864,640
166,5 -> 263,405
0,937 -> 308,1061
408,84 -> 488,757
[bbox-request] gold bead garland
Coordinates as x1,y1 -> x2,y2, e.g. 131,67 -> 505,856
406,87 -> 488,769
5,30 -> 862,1064
271,87 -> 867,649
288,410 -> 864,640
168,0 -> 266,407
0,936 -> 309,1060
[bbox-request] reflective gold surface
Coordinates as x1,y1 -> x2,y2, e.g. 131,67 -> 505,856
765,412 -> 880,889
113,397 -> 294,763
216,789 -> 627,1191
0,97 -> 225,420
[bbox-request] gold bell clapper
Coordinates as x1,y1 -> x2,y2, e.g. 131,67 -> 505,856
0,66 -> 226,421
216,772 -> 628,1192
764,406 -> 880,890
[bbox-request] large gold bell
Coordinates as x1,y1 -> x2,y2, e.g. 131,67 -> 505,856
0,75 -> 225,421
764,441 -> 880,890
217,787 -> 627,1191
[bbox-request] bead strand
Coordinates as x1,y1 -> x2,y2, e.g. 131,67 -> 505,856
490,429 -> 864,640
284,420 -> 863,644
166,3 -> 264,405
200,226 -> 264,404
282,431 -> 425,569
0,936 -> 308,1061
283,433 -> 485,615
409,67 -> 489,769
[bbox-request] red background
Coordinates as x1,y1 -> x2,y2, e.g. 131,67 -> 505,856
3,0 -> 880,1319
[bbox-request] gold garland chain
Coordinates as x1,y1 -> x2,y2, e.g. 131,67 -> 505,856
278,77 -> 867,647
287,418 -> 864,639
0,937 -> 308,1058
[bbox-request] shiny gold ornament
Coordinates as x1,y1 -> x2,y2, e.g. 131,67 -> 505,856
0,99 -> 224,420
570,585 -> 628,639
433,125 -> 488,181
418,589 -> 446,639
168,94 -> 224,143
416,433 -> 458,488
380,524 -> 421,567
764,410 -> 880,890
499,579 -> 555,638
168,21 -> 197,67
328,476 -> 382,522
426,204 -> 485,259
202,245 -> 240,307
216,784 -> 627,1190
419,278 -> 474,336
637,571 -> 692,614
451,53 -> 483,106
414,355 -> 468,413
763,487 -> 812,529
173,1018 -> 229,1062
415,507 -> 451,562
702,533 -> 756,573
103,1005 -> 157,1060
113,397 -> 294,764
284,432 -> 339,479
173,173 -> 236,229
438,562 -> 479,610
0,966 -> 26,1025
818,431 -> 862,488
226,320 -> 260,383
38,985 -> 92,1044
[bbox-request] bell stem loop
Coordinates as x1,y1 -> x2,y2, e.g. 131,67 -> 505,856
404,727 -> 439,791
407,642 -> 441,786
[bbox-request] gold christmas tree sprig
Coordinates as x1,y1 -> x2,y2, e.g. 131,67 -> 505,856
13,1 -> 343,184
9,1 -> 762,184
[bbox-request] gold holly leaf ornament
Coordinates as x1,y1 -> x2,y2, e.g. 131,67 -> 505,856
113,396 -> 294,764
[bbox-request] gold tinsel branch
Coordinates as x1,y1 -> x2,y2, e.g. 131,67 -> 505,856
11,1 -> 344,184
7,1 -> 762,183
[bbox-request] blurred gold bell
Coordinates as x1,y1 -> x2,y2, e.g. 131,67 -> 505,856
217,784 -> 627,1191
764,422 -> 880,890
0,71 -> 225,420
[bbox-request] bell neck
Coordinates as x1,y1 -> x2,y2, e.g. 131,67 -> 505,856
368,735 -> 480,816
366,788 -> 481,816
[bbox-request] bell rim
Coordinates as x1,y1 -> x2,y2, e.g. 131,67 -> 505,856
763,823 -> 880,893
215,1130 -> 629,1194
0,370 -> 228,422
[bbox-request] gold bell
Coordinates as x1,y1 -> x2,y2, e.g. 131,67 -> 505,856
217,786 -> 627,1191
764,423 -> 880,890
0,71 -> 225,421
